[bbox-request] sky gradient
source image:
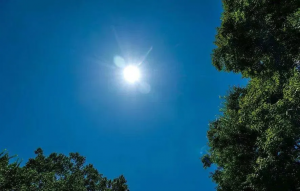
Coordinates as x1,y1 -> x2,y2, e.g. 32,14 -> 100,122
0,1 -> 247,190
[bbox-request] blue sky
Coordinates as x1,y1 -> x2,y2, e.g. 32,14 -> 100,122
0,1 -> 247,190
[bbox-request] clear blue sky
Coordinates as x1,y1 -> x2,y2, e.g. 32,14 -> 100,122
0,1 -> 247,190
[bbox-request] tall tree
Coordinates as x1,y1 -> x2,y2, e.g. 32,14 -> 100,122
212,0 -> 300,78
203,0 -> 300,190
0,148 -> 129,191
203,71 -> 300,190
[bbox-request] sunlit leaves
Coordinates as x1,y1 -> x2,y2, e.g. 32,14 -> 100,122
204,69 -> 300,191
212,0 -> 300,78
0,149 -> 129,191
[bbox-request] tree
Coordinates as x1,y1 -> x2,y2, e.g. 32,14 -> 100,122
212,0 -> 300,78
203,0 -> 300,190
203,71 -> 300,190
0,148 -> 129,191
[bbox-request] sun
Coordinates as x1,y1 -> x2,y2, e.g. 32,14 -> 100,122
123,65 -> 141,83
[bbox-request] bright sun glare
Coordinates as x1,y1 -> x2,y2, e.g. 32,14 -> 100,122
123,65 -> 141,83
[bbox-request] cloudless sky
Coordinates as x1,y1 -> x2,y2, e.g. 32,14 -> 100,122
0,1 -> 247,190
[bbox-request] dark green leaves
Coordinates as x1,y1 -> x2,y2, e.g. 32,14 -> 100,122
204,70 -> 300,190
0,149 -> 129,191
212,0 -> 300,78
205,1 -> 300,189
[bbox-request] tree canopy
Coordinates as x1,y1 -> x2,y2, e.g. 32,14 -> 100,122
212,0 -> 300,78
0,148 -> 129,191
203,0 -> 300,190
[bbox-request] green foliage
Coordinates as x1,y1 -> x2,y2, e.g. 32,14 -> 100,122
204,71 -> 300,190
212,0 -> 300,78
204,1 -> 300,190
0,149 -> 129,191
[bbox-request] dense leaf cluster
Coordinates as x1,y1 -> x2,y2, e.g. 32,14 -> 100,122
203,0 -> 300,190
213,0 -> 300,78
0,148 -> 129,191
